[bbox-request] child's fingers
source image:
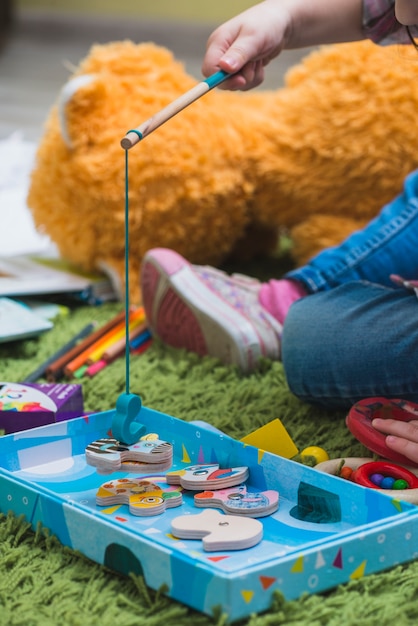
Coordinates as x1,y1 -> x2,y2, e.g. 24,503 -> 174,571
372,418 -> 418,463
372,417 -> 418,442
240,60 -> 265,90
385,434 -> 418,464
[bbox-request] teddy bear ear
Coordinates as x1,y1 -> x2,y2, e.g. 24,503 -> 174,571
57,73 -> 104,148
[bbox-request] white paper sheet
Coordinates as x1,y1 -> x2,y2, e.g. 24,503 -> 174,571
0,132 -> 57,257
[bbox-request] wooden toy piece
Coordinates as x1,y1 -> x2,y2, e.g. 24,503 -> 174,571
194,484 -> 279,518
300,446 -> 329,465
140,432 -> 159,441
339,465 -> 354,480
166,464 -> 249,490
346,397 -> 418,467
171,509 -> 263,551
315,457 -> 418,504
96,477 -> 182,516
85,436 -> 173,474
116,458 -> 173,474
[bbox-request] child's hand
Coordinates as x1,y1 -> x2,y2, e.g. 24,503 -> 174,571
201,0 -> 364,91
372,417 -> 418,464
201,0 -> 292,91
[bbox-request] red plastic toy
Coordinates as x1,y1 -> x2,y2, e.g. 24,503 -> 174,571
346,397 -> 418,468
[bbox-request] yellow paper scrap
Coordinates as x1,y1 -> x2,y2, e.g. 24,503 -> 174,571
240,418 -> 298,459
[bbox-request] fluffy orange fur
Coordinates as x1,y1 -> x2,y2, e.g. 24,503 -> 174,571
28,40 -> 418,301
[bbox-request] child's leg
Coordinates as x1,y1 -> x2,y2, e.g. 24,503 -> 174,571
260,169 -> 418,321
281,281 -> 418,409
287,170 -> 418,292
141,172 -> 418,373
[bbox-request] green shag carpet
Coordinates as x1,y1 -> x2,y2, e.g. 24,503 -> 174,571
1,291 -> 418,626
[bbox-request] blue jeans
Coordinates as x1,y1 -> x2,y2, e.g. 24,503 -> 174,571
281,170 -> 418,409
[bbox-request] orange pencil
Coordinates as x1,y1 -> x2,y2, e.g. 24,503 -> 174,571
64,307 -> 143,377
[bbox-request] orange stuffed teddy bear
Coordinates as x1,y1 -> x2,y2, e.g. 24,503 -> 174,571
28,40 -> 418,302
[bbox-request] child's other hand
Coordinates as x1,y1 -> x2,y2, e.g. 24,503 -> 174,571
201,1 -> 291,91
372,417 -> 418,464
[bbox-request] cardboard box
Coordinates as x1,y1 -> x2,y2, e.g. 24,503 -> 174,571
0,382 -> 84,433
0,406 -> 417,622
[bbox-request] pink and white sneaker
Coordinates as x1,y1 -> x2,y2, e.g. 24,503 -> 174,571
141,248 -> 282,373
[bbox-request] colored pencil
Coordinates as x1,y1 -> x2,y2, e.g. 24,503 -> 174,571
23,322 -> 96,383
85,327 -> 152,379
130,328 -> 152,350
86,359 -> 107,378
46,309 -> 129,381
102,320 -> 148,362
86,309 -> 145,364
131,337 -> 153,355
64,307 -> 144,377
73,364 -> 88,379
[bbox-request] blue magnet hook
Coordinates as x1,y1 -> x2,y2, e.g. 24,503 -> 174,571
112,392 -> 146,445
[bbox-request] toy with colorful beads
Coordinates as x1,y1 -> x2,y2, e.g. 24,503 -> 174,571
315,457 -> 418,504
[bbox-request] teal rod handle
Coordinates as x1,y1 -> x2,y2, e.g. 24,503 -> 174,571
203,69 -> 231,89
